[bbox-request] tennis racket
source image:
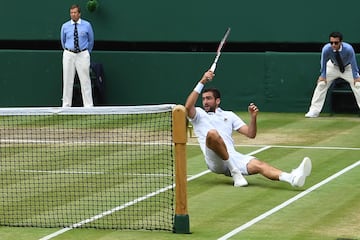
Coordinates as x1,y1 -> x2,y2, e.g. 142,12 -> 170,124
209,27 -> 231,72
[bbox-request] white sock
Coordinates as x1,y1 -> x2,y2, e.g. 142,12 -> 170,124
224,157 -> 239,175
279,172 -> 292,184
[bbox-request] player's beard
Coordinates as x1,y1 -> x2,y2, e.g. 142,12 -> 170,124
204,105 -> 216,113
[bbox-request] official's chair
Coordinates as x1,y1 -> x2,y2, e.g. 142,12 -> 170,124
329,78 -> 359,116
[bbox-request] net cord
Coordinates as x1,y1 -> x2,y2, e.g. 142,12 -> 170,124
0,104 -> 175,116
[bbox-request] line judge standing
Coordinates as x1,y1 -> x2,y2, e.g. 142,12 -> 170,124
305,31 -> 360,117
60,4 -> 94,107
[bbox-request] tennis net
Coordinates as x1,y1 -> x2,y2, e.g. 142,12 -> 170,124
0,105 -> 176,231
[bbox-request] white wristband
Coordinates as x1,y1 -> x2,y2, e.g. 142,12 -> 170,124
193,82 -> 204,94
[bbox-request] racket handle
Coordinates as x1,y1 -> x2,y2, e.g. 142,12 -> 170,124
210,62 -> 216,72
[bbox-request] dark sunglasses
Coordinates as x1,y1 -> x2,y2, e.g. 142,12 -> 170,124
330,41 -> 340,45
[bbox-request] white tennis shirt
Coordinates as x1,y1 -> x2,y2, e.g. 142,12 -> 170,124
189,107 -> 246,155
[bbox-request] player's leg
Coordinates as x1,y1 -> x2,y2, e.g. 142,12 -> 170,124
206,129 -> 229,160
247,159 -> 282,180
205,129 -> 248,187
247,157 -> 312,187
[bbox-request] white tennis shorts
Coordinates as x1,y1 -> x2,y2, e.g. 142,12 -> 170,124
204,146 -> 255,176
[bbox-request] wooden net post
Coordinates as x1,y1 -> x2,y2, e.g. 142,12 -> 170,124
172,105 -> 190,234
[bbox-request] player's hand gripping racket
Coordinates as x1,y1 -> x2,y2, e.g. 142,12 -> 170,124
209,27 -> 231,72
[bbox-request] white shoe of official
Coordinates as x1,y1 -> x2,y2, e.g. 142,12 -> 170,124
232,170 -> 248,187
305,111 -> 319,118
291,157 -> 312,187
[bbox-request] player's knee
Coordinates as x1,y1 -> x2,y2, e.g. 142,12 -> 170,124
247,159 -> 265,174
206,129 -> 221,143
206,129 -> 219,138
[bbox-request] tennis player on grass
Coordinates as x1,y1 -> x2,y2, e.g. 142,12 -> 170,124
185,70 -> 312,187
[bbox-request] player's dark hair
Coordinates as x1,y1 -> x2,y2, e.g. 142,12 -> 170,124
329,31 -> 343,41
203,88 -> 221,99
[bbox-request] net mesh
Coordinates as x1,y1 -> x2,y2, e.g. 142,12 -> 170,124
0,105 -> 175,231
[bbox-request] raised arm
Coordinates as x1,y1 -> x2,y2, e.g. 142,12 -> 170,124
185,70 -> 214,118
237,103 -> 258,138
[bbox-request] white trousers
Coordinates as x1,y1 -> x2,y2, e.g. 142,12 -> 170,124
308,60 -> 360,113
62,50 -> 93,107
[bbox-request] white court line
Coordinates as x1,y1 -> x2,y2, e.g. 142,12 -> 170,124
39,146 -> 272,240
235,144 -> 360,151
187,142 -> 360,151
218,160 -> 360,240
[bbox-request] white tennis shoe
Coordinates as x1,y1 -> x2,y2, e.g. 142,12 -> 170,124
291,157 -> 312,187
232,171 -> 248,187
